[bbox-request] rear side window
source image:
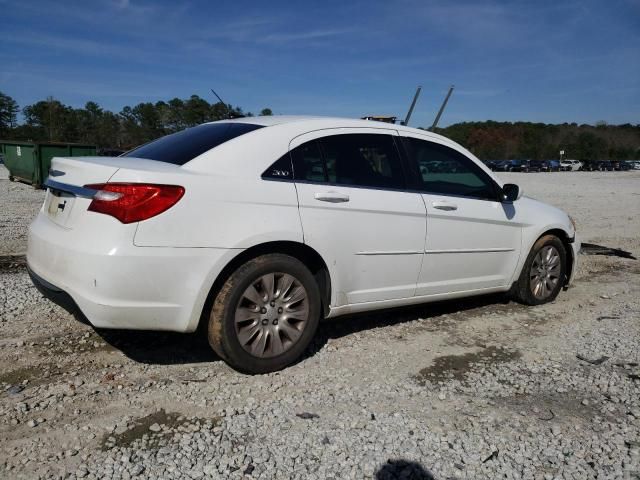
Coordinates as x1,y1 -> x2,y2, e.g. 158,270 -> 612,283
124,123 -> 263,165
291,140 -> 325,182
321,134 -> 405,189
289,134 -> 405,189
402,137 -> 497,199
262,153 -> 294,180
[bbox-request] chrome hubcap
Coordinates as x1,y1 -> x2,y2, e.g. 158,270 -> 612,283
234,273 -> 309,358
530,245 -> 561,299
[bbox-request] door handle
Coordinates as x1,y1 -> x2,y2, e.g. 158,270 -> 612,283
314,192 -> 350,203
431,200 -> 458,211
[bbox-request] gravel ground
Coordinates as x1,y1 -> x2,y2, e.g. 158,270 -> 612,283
0,166 -> 45,255
1,165 -> 639,479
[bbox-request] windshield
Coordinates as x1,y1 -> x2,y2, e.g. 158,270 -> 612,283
123,123 -> 263,165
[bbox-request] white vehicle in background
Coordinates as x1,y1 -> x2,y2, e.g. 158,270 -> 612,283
27,116 -> 579,373
560,159 -> 582,171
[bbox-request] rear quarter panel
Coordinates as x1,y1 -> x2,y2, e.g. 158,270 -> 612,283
122,169 -> 303,248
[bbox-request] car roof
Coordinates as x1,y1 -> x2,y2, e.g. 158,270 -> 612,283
205,115 -> 453,143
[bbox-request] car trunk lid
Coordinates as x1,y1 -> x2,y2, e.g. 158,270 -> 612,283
43,157 -> 122,228
43,156 -> 182,228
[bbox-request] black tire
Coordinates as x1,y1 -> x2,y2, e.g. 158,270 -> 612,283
8,175 -> 14,182
208,254 -> 321,374
512,235 -> 567,306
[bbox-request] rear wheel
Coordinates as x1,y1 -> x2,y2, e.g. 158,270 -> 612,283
512,235 -> 566,305
208,254 -> 321,374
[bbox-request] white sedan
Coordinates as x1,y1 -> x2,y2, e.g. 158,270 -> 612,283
560,159 -> 582,171
27,116 -> 579,373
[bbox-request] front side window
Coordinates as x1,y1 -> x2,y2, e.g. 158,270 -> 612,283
403,137 -> 497,200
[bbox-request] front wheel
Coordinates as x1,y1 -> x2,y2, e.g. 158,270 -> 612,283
512,235 -> 566,305
208,254 -> 321,374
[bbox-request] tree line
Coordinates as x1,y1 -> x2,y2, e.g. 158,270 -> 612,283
433,120 -> 640,161
1,91 -> 638,160
0,91 -> 273,150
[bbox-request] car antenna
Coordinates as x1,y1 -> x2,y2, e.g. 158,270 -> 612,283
401,86 -> 422,126
430,85 -> 454,131
210,88 -> 234,119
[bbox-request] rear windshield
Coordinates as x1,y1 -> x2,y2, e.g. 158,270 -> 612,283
123,123 -> 263,165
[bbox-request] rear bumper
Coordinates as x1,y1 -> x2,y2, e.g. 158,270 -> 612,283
27,212 -> 240,332
28,265 -> 81,317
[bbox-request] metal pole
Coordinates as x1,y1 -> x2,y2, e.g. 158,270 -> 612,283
211,88 -> 232,119
430,85 -> 454,131
402,86 -> 422,126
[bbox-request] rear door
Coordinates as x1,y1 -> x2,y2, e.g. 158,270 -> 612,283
401,134 -> 522,296
291,129 -> 427,305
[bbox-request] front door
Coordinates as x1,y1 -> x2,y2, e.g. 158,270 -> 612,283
401,134 -> 522,296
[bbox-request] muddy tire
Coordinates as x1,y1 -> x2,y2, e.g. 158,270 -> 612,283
512,235 -> 566,305
207,254 -> 321,374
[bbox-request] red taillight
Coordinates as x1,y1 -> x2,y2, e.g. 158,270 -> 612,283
84,183 -> 185,224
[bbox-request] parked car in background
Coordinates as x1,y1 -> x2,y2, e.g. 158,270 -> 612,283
560,159 -> 582,171
631,161 -> 640,170
507,160 -> 531,172
529,160 -> 550,172
547,160 -> 561,172
489,160 -> 510,172
27,116 -> 580,373
484,160 -> 501,171
596,161 -> 614,171
618,161 -> 632,171
492,160 -> 530,172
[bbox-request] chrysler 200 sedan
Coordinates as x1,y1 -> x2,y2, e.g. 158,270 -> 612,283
27,116 -> 579,373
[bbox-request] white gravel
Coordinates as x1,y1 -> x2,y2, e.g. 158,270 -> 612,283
0,166 -> 45,255
1,165 -> 639,479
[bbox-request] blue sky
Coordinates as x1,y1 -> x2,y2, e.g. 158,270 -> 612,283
1,0 -> 639,127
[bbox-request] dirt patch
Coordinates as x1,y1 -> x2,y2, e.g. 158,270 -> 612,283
0,363 -> 62,389
416,346 -> 521,385
0,254 -> 26,273
412,298 -> 534,335
101,409 -> 221,451
579,256 -> 640,282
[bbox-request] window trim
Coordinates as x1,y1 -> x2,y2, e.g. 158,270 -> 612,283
398,136 -> 503,202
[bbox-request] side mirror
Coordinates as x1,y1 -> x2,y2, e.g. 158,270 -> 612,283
502,183 -> 523,202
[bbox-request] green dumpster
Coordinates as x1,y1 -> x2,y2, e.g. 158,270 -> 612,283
0,141 -> 96,188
